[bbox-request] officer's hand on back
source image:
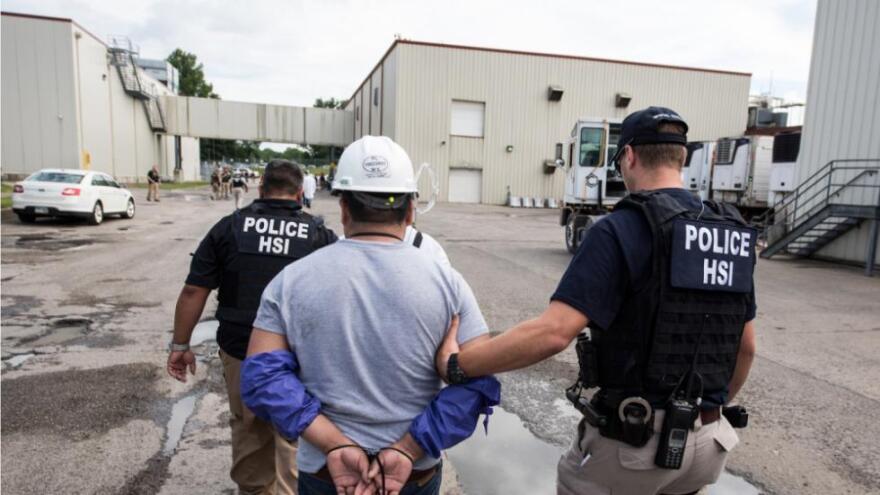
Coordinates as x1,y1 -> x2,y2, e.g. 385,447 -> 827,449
166,349 -> 196,382
435,315 -> 460,382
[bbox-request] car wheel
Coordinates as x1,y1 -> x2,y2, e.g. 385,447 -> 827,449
122,198 -> 136,219
17,212 -> 36,224
88,202 -> 104,225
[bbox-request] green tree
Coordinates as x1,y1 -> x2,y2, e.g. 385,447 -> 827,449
167,48 -> 255,162
167,49 -> 218,98
314,97 -> 346,109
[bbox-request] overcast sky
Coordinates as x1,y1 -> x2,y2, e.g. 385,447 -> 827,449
4,0 -> 818,149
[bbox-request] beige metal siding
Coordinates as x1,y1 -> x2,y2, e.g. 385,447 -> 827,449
394,43 -> 750,204
369,68 -> 382,135
382,48 -> 399,140
797,0 -> 880,265
1,16 -> 79,176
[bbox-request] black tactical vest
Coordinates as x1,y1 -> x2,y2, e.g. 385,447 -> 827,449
216,202 -> 322,327
591,191 -> 756,403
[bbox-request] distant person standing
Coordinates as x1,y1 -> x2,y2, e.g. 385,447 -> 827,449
231,171 -> 249,209
302,172 -> 316,209
147,165 -> 161,202
211,167 -> 222,200
222,167 -> 232,199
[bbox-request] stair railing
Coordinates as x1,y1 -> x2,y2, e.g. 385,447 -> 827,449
758,159 -> 880,245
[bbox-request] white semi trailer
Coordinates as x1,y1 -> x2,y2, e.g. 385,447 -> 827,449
767,131 -> 802,205
710,135 -> 774,218
682,141 -> 715,201
555,118 -> 625,253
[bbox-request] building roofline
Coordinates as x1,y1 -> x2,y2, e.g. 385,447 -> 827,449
348,38 -> 752,103
2,11 -> 108,47
347,40 -> 401,105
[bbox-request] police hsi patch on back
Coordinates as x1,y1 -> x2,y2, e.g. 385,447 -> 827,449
670,219 -> 755,293
237,214 -> 311,258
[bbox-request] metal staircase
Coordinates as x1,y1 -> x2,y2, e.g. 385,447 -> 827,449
108,37 -> 166,131
758,159 -> 880,274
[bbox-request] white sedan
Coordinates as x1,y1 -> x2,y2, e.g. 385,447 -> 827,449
11,169 -> 135,225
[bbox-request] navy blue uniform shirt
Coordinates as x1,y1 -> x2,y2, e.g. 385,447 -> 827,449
186,199 -> 337,359
551,188 -> 756,408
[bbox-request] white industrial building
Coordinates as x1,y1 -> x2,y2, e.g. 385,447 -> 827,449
760,0 -> 879,273
345,40 -> 751,205
1,12 -> 201,183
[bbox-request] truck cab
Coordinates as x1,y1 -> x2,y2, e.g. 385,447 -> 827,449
556,119 -> 624,253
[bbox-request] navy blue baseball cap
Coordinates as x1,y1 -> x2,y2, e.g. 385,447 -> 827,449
611,106 -> 689,164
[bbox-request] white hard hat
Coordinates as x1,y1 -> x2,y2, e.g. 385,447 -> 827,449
332,136 -> 417,194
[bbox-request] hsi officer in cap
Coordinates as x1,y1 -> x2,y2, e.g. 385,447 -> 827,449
167,159 -> 337,494
435,107 -> 757,495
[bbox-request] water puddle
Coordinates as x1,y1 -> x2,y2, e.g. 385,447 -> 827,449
190,320 -> 218,346
4,353 -> 35,368
447,407 -> 761,495
15,235 -> 95,251
163,395 -> 197,455
20,317 -> 92,346
447,407 -> 563,494
708,472 -> 761,494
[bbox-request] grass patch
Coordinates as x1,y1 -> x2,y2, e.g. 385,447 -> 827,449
126,181 -> 208,190
1,183 -> 12,209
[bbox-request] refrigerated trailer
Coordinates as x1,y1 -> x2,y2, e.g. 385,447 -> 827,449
682,141 -> 715,201
768,131 -> 802,205
711,135 -> 774,218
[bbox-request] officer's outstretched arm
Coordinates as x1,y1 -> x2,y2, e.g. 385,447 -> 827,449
241,329 -> 351,451
727,320 -> 757,402
441,301 -> 587,379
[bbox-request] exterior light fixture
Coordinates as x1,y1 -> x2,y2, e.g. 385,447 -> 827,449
615,92 -> 632,108
506,145 -> 514,153
548,86 -> 564,102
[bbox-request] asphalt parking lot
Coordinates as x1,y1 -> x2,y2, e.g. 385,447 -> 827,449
2,185 -> 879,494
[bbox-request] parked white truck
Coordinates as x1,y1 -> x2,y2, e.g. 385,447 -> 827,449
555,118 -> 626,253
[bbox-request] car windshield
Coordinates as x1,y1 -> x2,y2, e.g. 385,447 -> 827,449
27,172 -> 85,184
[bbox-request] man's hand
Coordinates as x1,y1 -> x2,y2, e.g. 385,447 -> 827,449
435,315 -> 460,382
326,446 -> 372,495
368,449 -> 413,495
167,350 -> 196,382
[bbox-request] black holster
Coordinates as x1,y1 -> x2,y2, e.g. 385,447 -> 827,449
575,333 -> 600,389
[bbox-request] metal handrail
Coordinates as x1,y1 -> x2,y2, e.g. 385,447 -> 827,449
758,159 -> 880,241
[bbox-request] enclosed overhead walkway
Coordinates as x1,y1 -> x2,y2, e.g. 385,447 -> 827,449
160,96 -> 354,146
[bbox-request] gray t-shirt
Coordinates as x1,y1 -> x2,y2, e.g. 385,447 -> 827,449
254,238 -> 488,473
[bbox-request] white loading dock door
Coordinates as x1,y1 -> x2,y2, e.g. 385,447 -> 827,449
448,169 -> 482,203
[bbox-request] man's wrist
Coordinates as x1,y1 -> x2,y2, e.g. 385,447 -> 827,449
169,341 -> 190,352
447,353 -> 470,384
393,434 -> 424,462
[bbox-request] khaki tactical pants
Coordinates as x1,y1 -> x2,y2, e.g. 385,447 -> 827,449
147,182 -> 160,201
557,410 -> 739,495
221,350 -> 299,494
233,187 -> 245,210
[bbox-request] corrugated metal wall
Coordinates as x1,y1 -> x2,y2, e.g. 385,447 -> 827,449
1,14 -> 204,183
1,15 -> 79,175
797,0 -> 880,265
392,43 -> 751,204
